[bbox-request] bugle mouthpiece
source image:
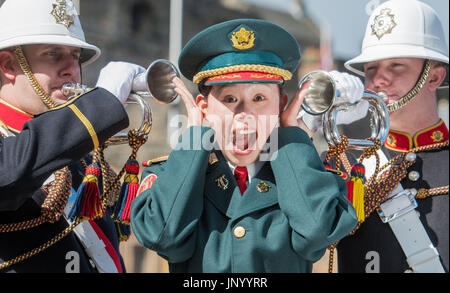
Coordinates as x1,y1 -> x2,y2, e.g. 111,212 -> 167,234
377,91 -> 389,103
61,83 -> 89,98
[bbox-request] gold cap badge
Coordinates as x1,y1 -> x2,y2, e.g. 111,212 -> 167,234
231,27 -> 255,50
371,8 -> 397,39
51,0 -> 76,28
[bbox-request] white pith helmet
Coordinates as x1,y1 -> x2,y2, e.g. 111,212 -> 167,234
0,0 -> 100,66
345,0 -> 449,88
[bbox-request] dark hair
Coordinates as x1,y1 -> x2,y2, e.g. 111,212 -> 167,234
430,60 -> 447,68
198,80 -> 212,97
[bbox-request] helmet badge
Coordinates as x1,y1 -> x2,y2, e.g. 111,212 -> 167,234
50,0 -> 76,28
371,8 -> 397,40
230,27 -> 255,50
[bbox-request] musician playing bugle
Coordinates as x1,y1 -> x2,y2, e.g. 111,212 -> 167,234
337,0 -> 449,273
301,0 -> 448,273
0,0 -> 146,273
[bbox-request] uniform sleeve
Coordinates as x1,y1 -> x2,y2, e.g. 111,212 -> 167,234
130,126 -> 212,263
0,88 -> 129,211
270,126 -> 357,262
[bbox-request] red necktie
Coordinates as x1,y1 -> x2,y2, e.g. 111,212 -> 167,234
234,166 -> 248,194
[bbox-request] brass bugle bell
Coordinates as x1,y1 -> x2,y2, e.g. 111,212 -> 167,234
298,70 -> 338,115
297,70 -> 390,149
132,59 -> 180,104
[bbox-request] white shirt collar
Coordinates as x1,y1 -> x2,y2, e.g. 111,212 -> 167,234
228,160 -> 264,184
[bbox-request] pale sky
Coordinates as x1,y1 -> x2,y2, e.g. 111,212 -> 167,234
244,0 -> 449,61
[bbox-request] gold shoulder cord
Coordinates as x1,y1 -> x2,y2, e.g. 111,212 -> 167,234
387,59 -> 432,113
13,46 -> 58,109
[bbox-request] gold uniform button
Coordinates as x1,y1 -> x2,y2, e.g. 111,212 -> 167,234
233,226 -> 246,238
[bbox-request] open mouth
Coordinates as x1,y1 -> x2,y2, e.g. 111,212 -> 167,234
232,127 -> 258,155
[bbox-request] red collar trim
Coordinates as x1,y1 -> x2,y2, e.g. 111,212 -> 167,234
0,99 -> 33,132
385,120 -> 449,152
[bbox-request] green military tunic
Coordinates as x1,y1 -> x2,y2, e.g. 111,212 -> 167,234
131,126 -> 357,273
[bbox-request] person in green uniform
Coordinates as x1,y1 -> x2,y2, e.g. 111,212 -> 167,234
131,18 -> 358,273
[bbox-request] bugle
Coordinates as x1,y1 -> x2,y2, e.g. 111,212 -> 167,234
62,59 -> 180,145
322,93 -> 389,150
297,70 -> 390,149
298,70 -> 338,115
133,59 -> 180,104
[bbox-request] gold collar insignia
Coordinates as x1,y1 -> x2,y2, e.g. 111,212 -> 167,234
215,175 -> 229,190
256,181 -> 270,193
209,153 -> 219,165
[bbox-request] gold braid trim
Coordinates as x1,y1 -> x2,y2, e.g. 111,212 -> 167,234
192,64 -> 292,84
68,104 -> 99,149
387,59 -> 432,113
13,46 -> 58,109
0,219 -> 81,271
326,139 -> 449,273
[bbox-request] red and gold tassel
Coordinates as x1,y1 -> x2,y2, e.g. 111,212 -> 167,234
110,129 -> 148,241
347,163 -> 365,222
68,152 -> 104,221
115,159 -> 140,224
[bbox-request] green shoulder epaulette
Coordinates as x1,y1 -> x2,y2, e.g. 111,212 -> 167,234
324,163 -> 348,181
142,155 -> 169,167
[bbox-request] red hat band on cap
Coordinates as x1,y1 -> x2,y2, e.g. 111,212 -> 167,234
204,71 -> 283,85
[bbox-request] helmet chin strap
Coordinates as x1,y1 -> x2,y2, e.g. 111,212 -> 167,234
13,46 -> 58,109
386,59 -> 432,113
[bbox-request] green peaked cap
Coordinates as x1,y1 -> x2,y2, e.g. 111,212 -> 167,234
178,18 -> 301,85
